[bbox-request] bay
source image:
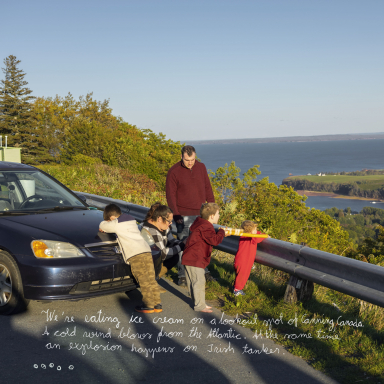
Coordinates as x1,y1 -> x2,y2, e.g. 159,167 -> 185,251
193,139 -> 384,212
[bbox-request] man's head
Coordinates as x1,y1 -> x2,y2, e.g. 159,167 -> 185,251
181,145 -> 196,169
103,203 -> 122,221
201,202 -> 220,224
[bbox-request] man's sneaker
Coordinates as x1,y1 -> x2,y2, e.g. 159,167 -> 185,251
135,305 -> 154,313
233,289 -> 245,296
205,272 -> 217,282
154,304 -> 163,313
178,277 -> 187,287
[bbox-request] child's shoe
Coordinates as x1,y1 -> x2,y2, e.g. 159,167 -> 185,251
135,305 -> 155,313
233,289 -> 245,296
154,304 -> 163,313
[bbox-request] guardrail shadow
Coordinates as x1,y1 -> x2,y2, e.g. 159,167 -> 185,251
117,281 -> 340,384
1,278 -> 344,384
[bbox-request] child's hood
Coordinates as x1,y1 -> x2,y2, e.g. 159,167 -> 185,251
117,213 -> 136,223
190,216 -> 212,232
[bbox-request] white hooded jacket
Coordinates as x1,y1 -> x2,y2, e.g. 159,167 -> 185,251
99,213 -> 151,262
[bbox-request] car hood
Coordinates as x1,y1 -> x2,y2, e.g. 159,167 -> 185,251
2,210 -> 117,247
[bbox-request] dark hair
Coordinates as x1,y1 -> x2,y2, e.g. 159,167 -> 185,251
181,145 -> 196,157
145,202 -> 173,222
200,202 -> 220,220
103,203 -> 121,220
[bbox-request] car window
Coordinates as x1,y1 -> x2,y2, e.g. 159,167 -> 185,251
0,171 -> 86,212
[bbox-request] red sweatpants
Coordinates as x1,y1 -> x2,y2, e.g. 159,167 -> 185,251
233,236 -> 263,291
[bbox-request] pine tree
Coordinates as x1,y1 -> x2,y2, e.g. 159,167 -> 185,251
0,55 -> 45,163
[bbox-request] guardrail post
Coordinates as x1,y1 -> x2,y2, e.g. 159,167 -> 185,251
284,275 -> 314,303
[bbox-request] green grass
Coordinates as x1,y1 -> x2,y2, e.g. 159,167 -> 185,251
38,163 -> 167,206
200,250 -> 384,384
285,174 -> 384,190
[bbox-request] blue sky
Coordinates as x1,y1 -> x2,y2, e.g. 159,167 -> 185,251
1,0 -> 383,141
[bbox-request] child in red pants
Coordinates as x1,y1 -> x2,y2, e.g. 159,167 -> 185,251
233,220 -> 269,296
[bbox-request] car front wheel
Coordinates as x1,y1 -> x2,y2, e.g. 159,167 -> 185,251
0,251 -> 30,315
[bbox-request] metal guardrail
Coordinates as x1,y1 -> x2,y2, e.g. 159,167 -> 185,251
76,191 -> 384,308
77,192 -> 149,221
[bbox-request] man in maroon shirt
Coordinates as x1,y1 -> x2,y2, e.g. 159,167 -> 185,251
166,145 -> 216,286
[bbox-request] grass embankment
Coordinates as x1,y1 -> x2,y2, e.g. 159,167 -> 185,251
198,251 -> 384,384
42,164 -> 384,383
166,250 -> 384,384
38,163 -> 166,206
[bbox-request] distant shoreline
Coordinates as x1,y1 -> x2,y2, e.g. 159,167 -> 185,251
296,190 -> 384,202
187,133 -> 384,145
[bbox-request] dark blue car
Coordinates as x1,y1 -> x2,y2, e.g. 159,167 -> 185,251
0,162 -> 157,315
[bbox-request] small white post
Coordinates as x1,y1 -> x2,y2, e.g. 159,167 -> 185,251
5,136 -> 7,148
0,135 -> 2,147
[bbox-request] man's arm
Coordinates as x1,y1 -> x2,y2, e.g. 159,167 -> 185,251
202,164 -> 215,203
166,169 -> 182,221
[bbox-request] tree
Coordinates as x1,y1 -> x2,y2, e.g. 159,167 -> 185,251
0,55 -> 34,137
61,118 -> 183,188
0,55 -> 44,163
209,162 -> 352,255
32,92 -> 119,162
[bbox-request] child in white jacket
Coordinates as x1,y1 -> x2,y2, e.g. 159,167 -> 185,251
99,203 -> 162,313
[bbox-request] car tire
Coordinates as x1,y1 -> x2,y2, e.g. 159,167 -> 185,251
0,251 -> 30,315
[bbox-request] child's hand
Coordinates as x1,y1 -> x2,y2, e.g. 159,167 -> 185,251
220,227 -> 231,236
99,228 -> 105,232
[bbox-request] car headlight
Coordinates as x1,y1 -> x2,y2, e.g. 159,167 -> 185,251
31,240 -> 85,258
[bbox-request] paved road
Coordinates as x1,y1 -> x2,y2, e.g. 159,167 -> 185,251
1,279 -> 339,384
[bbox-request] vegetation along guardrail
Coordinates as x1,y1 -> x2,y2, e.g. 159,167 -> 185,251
77,191 -> 384,308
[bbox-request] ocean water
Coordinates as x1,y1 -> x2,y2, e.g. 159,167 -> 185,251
193,139 -> 384,212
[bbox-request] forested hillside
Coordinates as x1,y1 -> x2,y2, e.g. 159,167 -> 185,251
325,206 -> 384,245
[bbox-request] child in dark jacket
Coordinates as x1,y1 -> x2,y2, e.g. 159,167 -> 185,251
233,220 -> 269,296
182,203 -> 229,313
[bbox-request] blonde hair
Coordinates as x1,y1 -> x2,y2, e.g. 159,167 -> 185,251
200,203 -> 220,220
241,220 -> 258,234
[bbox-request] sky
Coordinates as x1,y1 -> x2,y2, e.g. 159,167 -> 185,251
1,0 -> 383,142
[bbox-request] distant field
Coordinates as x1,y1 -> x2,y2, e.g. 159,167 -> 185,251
286,175 -> 384,183
284,175 -> 384,191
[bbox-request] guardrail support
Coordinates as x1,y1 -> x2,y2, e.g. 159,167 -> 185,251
284,276 -> 314,303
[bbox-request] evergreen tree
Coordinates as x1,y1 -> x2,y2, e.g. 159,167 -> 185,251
0,55 -> 45,163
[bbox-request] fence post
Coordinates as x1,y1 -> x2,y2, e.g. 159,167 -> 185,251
284,275 -> 314,303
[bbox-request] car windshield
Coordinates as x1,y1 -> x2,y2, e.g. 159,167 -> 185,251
0,170 -> 86,213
